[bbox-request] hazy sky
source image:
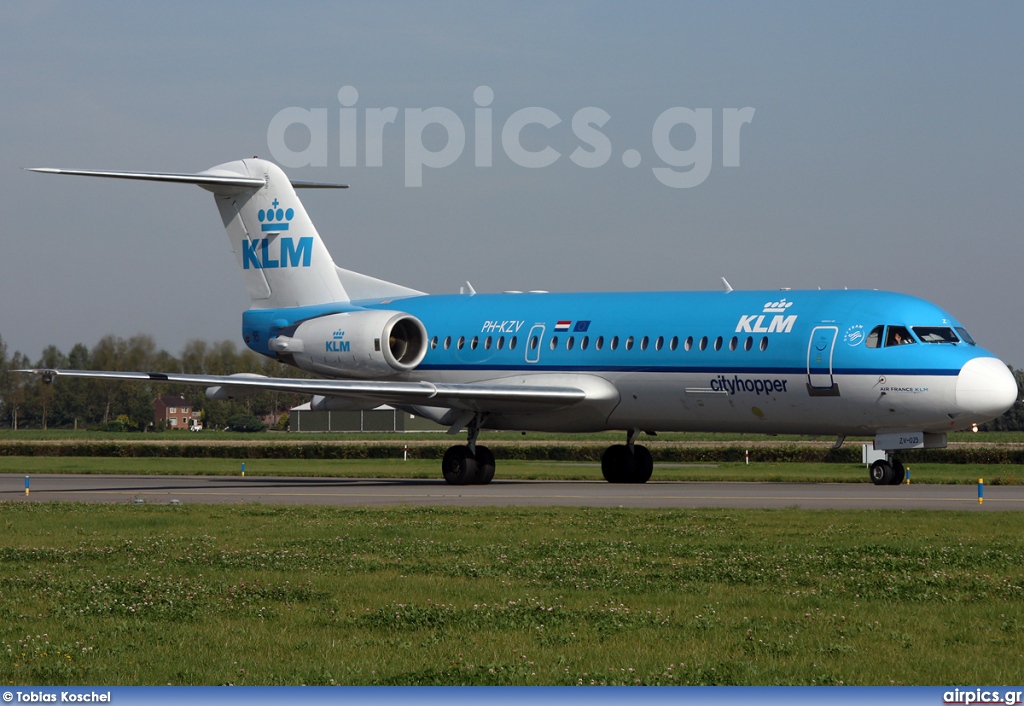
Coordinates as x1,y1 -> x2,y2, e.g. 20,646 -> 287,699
3,2 -> 1022,365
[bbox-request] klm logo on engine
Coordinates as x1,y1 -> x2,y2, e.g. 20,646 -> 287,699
242,236 -> 313,270
735,298 -> 797,334
326,329 -> 350,353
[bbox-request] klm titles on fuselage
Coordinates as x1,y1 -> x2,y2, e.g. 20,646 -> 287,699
735,298 -> 798,334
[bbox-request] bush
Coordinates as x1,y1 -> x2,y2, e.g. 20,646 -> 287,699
224,414 -> 268,433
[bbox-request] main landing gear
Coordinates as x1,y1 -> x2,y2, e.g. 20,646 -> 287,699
869,456 -> 906,486
600,430 -> 654,483
441,414 -> 495,485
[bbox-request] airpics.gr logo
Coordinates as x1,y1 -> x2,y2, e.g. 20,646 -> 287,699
735,298 -> 797,334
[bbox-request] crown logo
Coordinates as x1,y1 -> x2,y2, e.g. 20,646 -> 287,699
333,329 -> 345,340
258,199 -> 294,232
763,298 -> 794,313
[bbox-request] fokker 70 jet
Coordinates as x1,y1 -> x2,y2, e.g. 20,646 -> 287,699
23,159 -> 1018,485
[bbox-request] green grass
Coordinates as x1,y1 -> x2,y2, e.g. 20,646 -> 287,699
2,456 -> 1021,484
0,503 -> 1022,685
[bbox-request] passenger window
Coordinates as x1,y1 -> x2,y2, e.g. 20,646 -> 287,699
611,336 -> 619,351
484,336 -> 492,350
471,336 -> 479,350
626,336 -> 634,351
714,336 -> 723,351
595,336 -> 604,350
640,336 -> 649,351
497,336 -> 504,350
729,336 -> 738,351
684,336 -> 693,351
457,336 -> 465,350
656,336 -> 664,351
549,336 -> 559,350
581,336 -> 589,350
885,326 -> 915,347
865,325 -> 884,349
670,336 -> 678,351
529,336 -> 538,350
760,337 -> 768,351
744,336 -> 752,351
430,336 -> 438,350
698,336 -> 708,351
444,336 -> 451,350
566,336 -> 574,350
509,336 -> 517,351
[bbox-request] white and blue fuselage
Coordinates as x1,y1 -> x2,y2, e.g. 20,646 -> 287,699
25,158 -> 1018,484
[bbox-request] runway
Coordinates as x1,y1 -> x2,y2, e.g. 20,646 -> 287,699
1,473 -> 1019,510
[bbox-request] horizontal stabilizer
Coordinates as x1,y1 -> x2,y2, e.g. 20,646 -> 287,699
25,167 -> 347,190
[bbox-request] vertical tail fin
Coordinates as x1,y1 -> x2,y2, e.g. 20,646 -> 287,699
27,159 -> 353,308
205,159 -> 350,308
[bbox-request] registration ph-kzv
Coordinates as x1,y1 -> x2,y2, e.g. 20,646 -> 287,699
7,692 -> 111,703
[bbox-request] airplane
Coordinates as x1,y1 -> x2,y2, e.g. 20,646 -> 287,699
22,158 -> 1018,486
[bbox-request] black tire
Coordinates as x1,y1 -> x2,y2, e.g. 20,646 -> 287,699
890,460 -> 905,485
601,444 -> 634,483
632,445 -> 654,483
442,445 -> 477,485
475,445 -> 496,485
870,459 -> 894,486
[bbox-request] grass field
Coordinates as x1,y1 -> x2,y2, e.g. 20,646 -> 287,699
0,503 -> 1022,685
2,456 -> 1021,485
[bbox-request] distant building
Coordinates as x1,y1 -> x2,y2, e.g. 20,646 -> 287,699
290,404 -> 445,432
154,395 -> 201,431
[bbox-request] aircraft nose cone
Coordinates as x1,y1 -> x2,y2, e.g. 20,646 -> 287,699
956,357 -> 1019,420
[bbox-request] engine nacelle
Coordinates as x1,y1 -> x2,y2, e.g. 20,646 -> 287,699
282,310 -> 428,379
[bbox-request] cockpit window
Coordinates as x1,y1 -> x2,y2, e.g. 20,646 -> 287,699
865,325 -> 884,348
955,327 -> 976,346
913,326 -> 960,344
885,326 -> 915,347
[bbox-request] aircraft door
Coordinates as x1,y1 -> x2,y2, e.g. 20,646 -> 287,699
525,324 -> 545,364
807,326 -> 838,389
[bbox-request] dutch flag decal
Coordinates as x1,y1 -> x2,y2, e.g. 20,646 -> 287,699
554,320 -> 572,332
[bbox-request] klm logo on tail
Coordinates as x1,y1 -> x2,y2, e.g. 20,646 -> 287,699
242,236 -> 313,269
243,199 -> 314,270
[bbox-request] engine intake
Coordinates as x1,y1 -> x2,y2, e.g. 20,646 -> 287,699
283,309 -> 428,379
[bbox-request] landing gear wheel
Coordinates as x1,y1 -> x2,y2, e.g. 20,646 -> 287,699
601,444 -> 653,483
442,445 -> 478,485
890,460 -> 905,485
870,459 -> 894,486
475,445 -> 495,485
632,445 -> 653,484
601,444 -> 634,483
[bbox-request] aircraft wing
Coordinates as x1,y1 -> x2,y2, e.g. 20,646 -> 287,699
20,368 -> 590,414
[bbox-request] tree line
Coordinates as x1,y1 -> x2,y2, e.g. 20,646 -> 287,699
0,332 -> 1021,432
0,333 -> 311,431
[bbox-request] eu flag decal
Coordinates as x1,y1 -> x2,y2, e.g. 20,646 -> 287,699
573,320 -> 591,332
